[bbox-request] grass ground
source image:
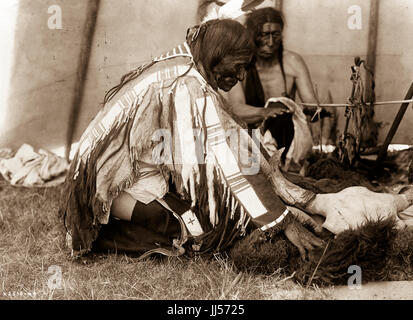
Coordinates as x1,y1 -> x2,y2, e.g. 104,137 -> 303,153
0,177 -> 331,300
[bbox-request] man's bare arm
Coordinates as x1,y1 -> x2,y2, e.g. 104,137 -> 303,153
289,52 -> 318,104
225,82 -> 287,124
289,52 -> 331,121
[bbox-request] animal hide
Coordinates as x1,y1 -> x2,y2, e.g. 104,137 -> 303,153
230,153 -> 413,285
230,217 -> 413,286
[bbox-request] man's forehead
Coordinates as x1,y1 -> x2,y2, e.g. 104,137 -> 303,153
261,22 -> 282,32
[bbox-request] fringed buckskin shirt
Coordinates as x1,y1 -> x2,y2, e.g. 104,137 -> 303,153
60,42 -> 289,257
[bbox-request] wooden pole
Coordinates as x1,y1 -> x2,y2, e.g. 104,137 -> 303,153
364,0 -> 379,103
65,0 -> 100,161
376,82 -> 413,163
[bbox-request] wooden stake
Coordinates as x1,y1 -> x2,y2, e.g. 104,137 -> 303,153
376,82 -> 413,163
65,0 -> 100,161
364,0 -> 379,103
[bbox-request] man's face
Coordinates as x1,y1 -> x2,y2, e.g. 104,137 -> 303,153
256,22 -> 282,60
212,55 -> 251,92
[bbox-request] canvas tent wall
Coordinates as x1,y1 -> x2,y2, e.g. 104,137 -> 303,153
0,0 -> 199,156
0,0 -> 412,158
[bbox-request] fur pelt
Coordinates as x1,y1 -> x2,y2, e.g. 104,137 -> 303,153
229,217 -> 413,286
304,156 -> 384,192
228,150 -> 413,286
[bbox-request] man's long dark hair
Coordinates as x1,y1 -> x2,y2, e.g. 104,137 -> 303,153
186,19 -> 255,90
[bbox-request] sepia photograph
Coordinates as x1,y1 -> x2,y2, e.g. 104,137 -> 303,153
0,0 -> 412,306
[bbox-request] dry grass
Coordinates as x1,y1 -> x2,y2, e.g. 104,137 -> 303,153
0,177 -> 330,300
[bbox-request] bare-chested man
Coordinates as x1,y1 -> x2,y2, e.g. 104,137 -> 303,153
225,7 -> 330,161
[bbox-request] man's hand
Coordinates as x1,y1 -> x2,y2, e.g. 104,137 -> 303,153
264,101 -> 291,118
284,219 -> 325,261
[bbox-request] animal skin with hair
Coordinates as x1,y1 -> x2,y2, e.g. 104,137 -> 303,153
260,148 -> 413,235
